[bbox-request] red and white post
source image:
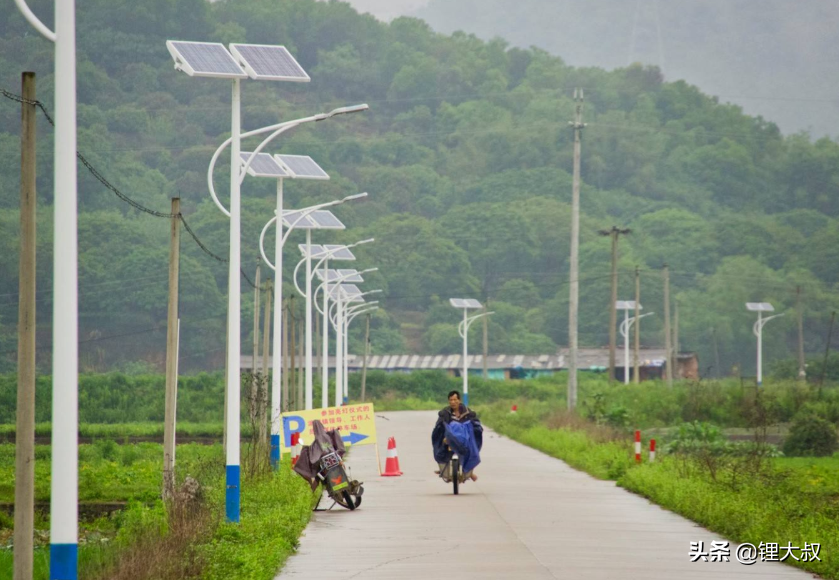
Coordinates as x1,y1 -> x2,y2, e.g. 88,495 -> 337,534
649,439 -> 656,463
634,430 -> 641,463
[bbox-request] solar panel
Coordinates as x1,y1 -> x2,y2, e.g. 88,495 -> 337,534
323,245 -> 356,261
229,44 -> 310,82
309,211 -> 345,229
299,244 -> 325,258
275,155 -> 330,180
240,152 -> 288,178
282,210 -> 317,229
315,269 -> 363,283
450,298 -> 482,309
746,302 -> 775,312
166,41 -> 247,79
616,300 -> 641,310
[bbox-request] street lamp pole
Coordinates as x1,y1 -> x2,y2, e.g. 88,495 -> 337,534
15,0 -> 79,575
456,311 -> 494,406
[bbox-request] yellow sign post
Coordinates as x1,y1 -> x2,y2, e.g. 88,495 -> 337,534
280,403 -> 377,455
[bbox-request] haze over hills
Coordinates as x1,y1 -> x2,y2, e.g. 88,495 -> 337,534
337,0 -> 839,138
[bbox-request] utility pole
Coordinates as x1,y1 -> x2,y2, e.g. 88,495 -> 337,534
663,264 -> 673,387
634,266 -> 641,384
260,280 -> 272,452
282,299 -> 290,412
673,302 -> 680,380
599,226 -> 630,381
567,87 -> 585,410
361,313 -> 371,402
797,286 -> 806,381
14,70 -> 37,580
819,311 -> 835,394
482,301 -> 489,379
162,197 -> 180,500
289,299 -> 296,410
297,319 -> 304,410
712,327 -> 721,379
251,264 -> 261,425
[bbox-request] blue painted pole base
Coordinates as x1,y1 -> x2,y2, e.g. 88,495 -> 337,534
463,393 -> 469,406
270,434 -> 280,470
50,543 -> 78,580
343,396 -> 348,405
226,464 -> 240,523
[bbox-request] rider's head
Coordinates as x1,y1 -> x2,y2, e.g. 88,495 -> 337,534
448,390 -> 461,410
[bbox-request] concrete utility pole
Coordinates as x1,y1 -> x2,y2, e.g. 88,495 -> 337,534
797,286 -> 806,381
634,266 -> 641,384
599,226 -> 630,381
673,302 -> 680,380
361,313 -> 371,402
251,264 -> 261,424
162,197 -> 180,500
282,299 -> 290,412
14,70 -> 37,580
482,302 -> 489,379
260,280 -> 272,451
712,327 -> 721,378
567,87 -> 585,410
663,264 -> 673,387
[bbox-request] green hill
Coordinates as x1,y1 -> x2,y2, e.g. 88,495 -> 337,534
0,0 -> 837,377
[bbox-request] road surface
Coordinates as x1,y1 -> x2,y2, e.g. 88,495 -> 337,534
276,411 -> 817,580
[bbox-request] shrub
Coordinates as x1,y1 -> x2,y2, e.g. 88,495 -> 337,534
783,413 -> 838,457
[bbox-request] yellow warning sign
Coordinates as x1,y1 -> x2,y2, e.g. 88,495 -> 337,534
280,403 -> 377,454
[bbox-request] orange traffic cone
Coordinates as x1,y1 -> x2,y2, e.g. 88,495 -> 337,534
382,437 -> 402,476
290,432 -> 301,467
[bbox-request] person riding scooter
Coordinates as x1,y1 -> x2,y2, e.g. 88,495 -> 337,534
431,390 -> 483,481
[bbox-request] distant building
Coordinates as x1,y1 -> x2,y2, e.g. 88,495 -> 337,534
241,348 -> 698,381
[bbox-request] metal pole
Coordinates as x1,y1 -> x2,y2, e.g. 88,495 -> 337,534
361,313 -> 370,402
608,230 -> 619,381
482,302 -> 489,379
163,198 -> 180,500
282,300 -> 290,413
305,230 -> 313,409
634,266 -> 641,384
289,300 -> 296,410
315,298 -> 321,396
270,179 -> 283,468
321,258 -> 329,407
624,309 -> 630,385
297,319 -> 304,410
14,70 -> 37,580
224,78 -> 242,524
663,264 -> 673,387
344,308 -> 349,404
567,88 -> 584,410
463,308 -> 469,406
757,310 -> 763,386
335,294 -> 344,407
51,0 -> 80,575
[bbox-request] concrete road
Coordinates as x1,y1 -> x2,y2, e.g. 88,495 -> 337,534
276,411 -> 818,580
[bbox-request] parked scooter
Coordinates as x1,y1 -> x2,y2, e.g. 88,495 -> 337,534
292,420 -> 364,510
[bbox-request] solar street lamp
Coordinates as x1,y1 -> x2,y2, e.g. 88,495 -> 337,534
15,0 -> 79,575
332,294 -> 381,404
617,301 -> 653,385
301,241 -> 374,407
325,283 -> 369,405
166,40 -> 314,523
450,299 -> 492,406
747,303 -> 784,386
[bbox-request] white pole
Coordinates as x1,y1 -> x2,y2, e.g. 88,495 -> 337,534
321,258 -> 329,408
335,294 -> 344,407
463,309 -> 469,405
624,309 -> 630,385
757,311 -> 763,386
305,230 -> 313,409
270,179 -> 283,469
225,78 -> 241,523
344,308 -> 350,403
51,0 -> 79,576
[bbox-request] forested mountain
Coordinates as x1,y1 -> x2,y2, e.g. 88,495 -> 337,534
1,0 -> 837,376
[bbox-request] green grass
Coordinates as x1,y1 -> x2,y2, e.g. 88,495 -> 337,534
0,422 -> 231,440
480,402 -> 839,580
